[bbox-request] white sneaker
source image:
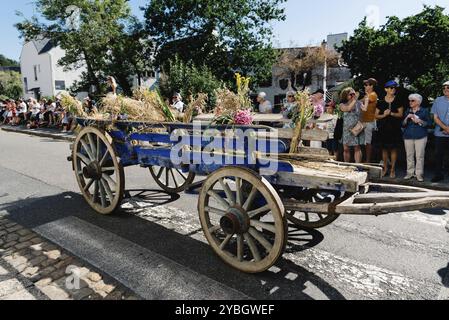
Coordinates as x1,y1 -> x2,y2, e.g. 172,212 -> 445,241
404,175 -> 414,180
417,176 -> 424,182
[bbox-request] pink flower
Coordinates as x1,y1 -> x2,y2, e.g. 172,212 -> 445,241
234,110 -> 253,125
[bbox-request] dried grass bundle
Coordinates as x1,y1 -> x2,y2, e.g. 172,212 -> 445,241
290,90 -> 314,153
183,93 -> 208,123
215,88 -> 242,116
60,94 -> 85,117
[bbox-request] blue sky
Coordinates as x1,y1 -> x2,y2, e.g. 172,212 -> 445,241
0,0 -> 448,61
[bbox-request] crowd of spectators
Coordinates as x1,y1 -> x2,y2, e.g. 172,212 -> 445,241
0,96 -> 74,132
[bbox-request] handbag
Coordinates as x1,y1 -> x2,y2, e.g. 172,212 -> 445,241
350,121 -> 365,136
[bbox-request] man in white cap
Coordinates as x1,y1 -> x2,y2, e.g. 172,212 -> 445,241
431,80 -> 449,182
257,92 -> 272,114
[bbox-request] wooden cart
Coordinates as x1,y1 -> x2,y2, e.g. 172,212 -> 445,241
69,118 -> 449,273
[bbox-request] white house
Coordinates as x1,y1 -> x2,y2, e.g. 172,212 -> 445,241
20,38 -> 86,100
256,33 -> 352,107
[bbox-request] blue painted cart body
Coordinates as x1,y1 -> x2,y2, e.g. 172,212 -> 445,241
76,118 -> 295,180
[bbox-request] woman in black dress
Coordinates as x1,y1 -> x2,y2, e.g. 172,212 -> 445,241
375,80 -> 404,178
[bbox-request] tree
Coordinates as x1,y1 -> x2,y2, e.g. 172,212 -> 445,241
275,45 -> 339,90
0,71 -> 23,100
144,0 -> 286,87
338,6 -> 449,98
16,0 -> 153,96
159,57 -> 223,109
0,54 -> 19,67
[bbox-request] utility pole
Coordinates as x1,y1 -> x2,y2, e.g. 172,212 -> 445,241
322,40 -> 328,100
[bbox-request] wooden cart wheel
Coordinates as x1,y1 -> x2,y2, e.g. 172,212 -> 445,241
149,166 -> 196,194
198,167 -> 287,273
286,191 -> 341,229
286,211 -> 340,229
73,126 -> 125,215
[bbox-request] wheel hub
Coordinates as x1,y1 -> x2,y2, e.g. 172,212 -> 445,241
83,161 -> 102,180
220,206 -> 249,235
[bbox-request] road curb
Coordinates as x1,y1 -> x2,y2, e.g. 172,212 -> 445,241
1,126 -> 75,142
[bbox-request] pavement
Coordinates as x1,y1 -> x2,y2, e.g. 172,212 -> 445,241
0,124 -> 448,300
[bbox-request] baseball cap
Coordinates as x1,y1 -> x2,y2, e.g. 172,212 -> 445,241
385,80 -> 399,88
443,81 -> 449,87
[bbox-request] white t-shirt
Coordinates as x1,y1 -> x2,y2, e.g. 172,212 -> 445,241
259,100 -> 273,114
18,102 -> 27,114
48,102 -> 56,112
31,103 -> 41,115
173,101 -> 184,113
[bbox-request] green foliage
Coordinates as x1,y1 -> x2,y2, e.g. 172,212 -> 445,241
0,71 -> 23,100
15,0 -> 153,96
338,5 -> 449,98
159,57 -> 223,109
144,0 -> 286,87
0,54 -> 19,67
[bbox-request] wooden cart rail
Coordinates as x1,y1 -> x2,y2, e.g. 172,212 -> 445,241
284,183 -> 449,216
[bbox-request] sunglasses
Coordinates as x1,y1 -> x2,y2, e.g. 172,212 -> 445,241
409,100 -> 416,102
364,84 -> 372,87
444,86 -> 449,90
386,87 -> 396,90
287,95 -> 294,98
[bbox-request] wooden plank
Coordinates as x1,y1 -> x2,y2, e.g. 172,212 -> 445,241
300,129 -> 329,142
194,113 -> 284,122
283,200 -> 332,214
336,196 -> 449,215
297,147 -> 330,156
354,191 -> 449,203
326,160 -> 383,180
263,169 -> 368,193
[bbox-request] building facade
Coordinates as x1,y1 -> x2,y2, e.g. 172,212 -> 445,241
256,33 -> 352,108
20,38 -> 86,100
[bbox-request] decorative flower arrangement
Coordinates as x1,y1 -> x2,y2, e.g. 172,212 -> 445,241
211,73 -> 254,125
233,109 -> 253,125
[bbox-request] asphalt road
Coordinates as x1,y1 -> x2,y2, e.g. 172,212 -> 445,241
0,129 -> 448,300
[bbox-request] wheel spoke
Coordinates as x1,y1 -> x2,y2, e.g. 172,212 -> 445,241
101,167 -> 116,172
165,168 -> 169,186
92,180 -> 99,203
317,213 -> 324,219
243,233 -> 261,262
96,136 -> 100,161
169,169 -> 179,188
237,235 -> 244,262
248,204 -> 271,219
208,225 -> 221,233
235,178 -> 243,205
99,181 -> 107,207
243,186 -> 258,211
175,169 -> 187,181
80,138 -> 95,161
248,227 -> 273,252
77,153 -> 91,165
219,178 -> 235,206
99,149 -> 110,166
83,179 -> 94,192
102,174 -> 117,190
205,206 -> 228,217
207,190 -> 230,210
304,212 -> 310,222
87,133 -> 97,160
156,167 -> 164,179
101,179 -> 114,202
220,234 -> 233,250
250,220 -> 276,233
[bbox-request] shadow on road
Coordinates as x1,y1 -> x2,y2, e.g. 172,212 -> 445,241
1,190 -> 346,300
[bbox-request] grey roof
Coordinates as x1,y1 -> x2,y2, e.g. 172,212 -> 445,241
32,38 -> 54,54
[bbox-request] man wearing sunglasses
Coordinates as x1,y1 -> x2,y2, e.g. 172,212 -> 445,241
431,81 -> 449,183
